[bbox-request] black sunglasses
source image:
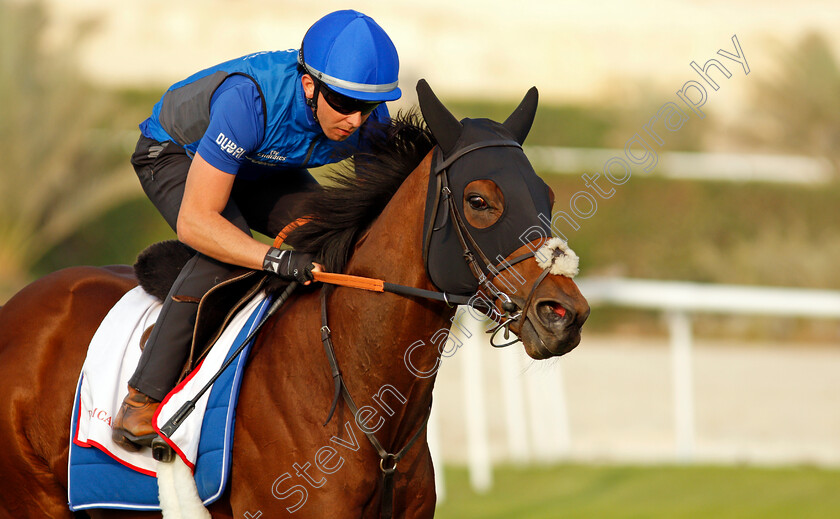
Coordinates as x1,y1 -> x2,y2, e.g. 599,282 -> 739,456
319,83 -> 381,116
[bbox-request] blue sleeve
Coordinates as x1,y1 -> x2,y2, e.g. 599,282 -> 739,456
195,76 -> 265,174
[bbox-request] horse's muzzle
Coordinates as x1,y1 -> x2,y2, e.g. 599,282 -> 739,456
519,295 -> 589,359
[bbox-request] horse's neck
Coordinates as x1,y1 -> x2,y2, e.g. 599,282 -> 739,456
348,152 -> 437,292
333,152 -> 451,442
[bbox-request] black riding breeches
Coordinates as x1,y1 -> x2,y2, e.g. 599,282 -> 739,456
128,135 -> 318,400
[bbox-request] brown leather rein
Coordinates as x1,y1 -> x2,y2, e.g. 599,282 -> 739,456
271,140 -> 557,518
304,251 -> 540,519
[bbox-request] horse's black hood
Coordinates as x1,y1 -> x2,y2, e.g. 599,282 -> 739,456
418,80 -> 553,295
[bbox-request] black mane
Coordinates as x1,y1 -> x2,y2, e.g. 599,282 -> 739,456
284,110 -> 434,273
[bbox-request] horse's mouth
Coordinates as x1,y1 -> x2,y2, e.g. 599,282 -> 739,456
518,299 -> 583,359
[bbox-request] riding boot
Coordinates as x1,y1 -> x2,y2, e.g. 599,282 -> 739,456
111,385 -> 160,451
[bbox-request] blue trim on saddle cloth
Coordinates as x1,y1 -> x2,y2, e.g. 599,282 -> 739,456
67,296 -> 272,511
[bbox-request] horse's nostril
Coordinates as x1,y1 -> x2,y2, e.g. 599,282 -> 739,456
537,301 -> 569,325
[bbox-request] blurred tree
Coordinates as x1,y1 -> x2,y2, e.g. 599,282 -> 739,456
0,2 -> 140,300
746,32 -> 840,173
602,79 -> 709,152
447,81 -> 710,153
446,98 -> 619,148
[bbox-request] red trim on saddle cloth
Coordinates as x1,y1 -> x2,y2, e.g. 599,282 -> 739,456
151,356 -> 208,473
72,388 -> 158,478
86,439 -> 157,478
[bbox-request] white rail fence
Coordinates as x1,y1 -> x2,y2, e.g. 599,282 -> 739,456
429,278 -> 840,498
525,146 -> 835,184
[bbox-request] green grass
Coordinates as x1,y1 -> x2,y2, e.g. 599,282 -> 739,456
434,463 -> 840,518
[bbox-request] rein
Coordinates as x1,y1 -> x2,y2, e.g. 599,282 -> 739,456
268,139 -> 556,518
318,284 -> 429,519
155,130 -> 566,515
426,140 -> 554,345
302,245 -> 544,519
310,250 -> 535,519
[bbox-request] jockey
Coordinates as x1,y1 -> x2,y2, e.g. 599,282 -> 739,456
112,10 -> 401,451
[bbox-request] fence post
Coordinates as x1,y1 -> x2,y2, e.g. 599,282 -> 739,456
427,401 -> 446,502
667,310 -> 695,461
525,362 -> 571,463
498,346 -> 531,463
461,310 -> 492,492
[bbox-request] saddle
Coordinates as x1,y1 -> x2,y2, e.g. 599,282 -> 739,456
134,240 -> 285,379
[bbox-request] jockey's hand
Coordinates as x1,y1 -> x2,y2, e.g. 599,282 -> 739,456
263,248 -> 321,285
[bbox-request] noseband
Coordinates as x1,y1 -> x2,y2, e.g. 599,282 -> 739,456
158,138 -> 571,519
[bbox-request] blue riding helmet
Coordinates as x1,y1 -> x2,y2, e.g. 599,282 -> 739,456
298,10 -> 401,102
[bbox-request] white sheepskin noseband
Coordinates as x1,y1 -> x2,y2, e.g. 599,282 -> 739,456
535,238 -> 579,278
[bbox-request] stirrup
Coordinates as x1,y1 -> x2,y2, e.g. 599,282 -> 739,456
151,436 -> 176,462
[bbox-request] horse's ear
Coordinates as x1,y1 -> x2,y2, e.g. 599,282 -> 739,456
416,79 -> 462,156
503,86 -> 539,145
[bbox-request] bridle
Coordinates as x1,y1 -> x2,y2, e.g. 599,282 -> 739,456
423,139 -> 555,347
158,140 -> 561,517
313,139 -> 559,518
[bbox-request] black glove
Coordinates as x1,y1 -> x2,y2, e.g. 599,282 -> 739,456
263,247 -> 315,283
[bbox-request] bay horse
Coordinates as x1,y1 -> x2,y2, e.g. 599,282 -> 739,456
0,80 -> 588,518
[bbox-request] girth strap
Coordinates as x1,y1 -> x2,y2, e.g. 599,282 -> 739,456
319,286 -> 431,519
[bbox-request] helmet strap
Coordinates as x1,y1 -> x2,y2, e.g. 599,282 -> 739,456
306,77 -> 321,123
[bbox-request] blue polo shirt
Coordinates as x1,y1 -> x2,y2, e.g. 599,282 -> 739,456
138,50 -> 390,179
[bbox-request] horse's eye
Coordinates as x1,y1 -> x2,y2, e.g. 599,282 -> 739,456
467,195 -> 489,210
